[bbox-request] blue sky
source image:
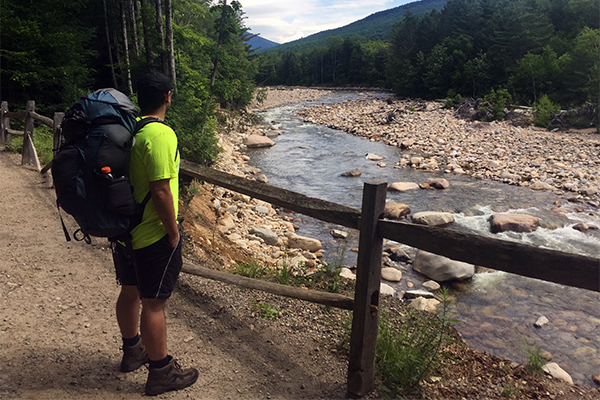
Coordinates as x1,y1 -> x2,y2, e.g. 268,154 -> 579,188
238,0 -> 414,44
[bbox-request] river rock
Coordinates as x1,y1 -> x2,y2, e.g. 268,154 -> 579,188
244,135 -> 275,148
388,182 -> 420,192
401,139 -> 415,149
254,173 -> 268,183
250,227 -> 279,246
412,211 -> 454,226
489,214 -> 539,233
380,283 -> 396,296
366,153 -> 384,161
501,170 -> 521,182
381,267 -> 402,282
286,233 -> 322,252
592,374 -> 600,385
543,363 -> 573,385
405,289 -> 435,299
390,248 -> 411,262
422,280 -> 441,291
413,250 -> 475,282
254,205 -> 270,214
530,181 -> 555,191
340,268 -> 356,280
534,315 -> 549,328
217,216 -> 235,233
410,297 -> 440,312
341,169 -> 362,177
427,178 -> 450,189
384,202 -> 411,220
330,229 -> 349,239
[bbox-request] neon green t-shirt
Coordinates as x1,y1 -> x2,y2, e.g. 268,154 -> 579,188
129,117 -> 180,250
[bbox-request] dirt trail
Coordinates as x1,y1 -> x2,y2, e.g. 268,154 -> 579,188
0,150 -> 348,399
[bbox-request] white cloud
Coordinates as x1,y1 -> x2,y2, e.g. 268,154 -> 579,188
238,0 -> 411,44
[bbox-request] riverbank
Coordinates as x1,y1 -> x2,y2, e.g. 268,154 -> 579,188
297,95 -> 600,206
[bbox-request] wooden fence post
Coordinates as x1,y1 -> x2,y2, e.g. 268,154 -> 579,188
22,100 -> 41,171
53,112 -> 64,157
347,179 -> 387,398
1,101 -> 10,145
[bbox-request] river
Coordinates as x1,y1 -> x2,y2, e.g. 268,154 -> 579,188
247,92 -> 600,387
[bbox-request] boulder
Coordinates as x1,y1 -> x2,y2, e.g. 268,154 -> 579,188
381,267 -> 402,282
543,363 -> 573,385
388,182 -> 420,192
341,169 -> 362,177
405,290 -> 435,299
250,227 -> 279,246
413,250 -> 475,282
489,214 -> 539,233
286,233 -> 322,252
380,283 -> 395,296
217,216 -> 235,233
422,280 -> 441,291
330,229 -> 349,239
412,211 -> 454,227
384,202 -> 411,220
340,268 -> 356,280
427,178 -> 449,189
366,153 -> 384,161
410,297 -> 440,312
244,135 -> 275,148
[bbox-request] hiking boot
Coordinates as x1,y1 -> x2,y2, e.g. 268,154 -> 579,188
120,339 -> 150,372
145,358 -> 199,396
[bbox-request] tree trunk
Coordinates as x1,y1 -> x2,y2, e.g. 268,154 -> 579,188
155,0 -> 168,74
165,0 -> 176,86
103,0 -> 118,88
210,0 -> 227,87
139,0 -> 154,67
121,0 -> 133,94
128,0 -> 140,57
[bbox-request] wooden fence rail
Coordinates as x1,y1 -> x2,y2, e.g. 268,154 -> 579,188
1,100 -> 62,172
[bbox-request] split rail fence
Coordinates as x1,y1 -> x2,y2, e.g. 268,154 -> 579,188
4,101 -> 600,397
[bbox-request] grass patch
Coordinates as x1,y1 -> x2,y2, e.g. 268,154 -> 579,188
233,260 -> 268,279
252,300 -> 288,320
375,287 -> 458,395
525,345 -> 546,374
4,123 -> 55,166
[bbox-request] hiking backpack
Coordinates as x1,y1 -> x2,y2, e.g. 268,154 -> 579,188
52,88 -> 159,243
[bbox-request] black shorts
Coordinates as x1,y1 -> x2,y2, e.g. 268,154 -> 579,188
112,234 -> 183,300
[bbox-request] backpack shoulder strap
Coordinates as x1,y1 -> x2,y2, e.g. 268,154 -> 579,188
134,117 -> 168,135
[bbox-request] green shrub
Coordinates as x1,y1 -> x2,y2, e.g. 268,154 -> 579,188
525,345 -> 546,374
481,88 -> 512,120
533,95 -> 560,129
376,287 -> 457,394
233,260 -> 266,279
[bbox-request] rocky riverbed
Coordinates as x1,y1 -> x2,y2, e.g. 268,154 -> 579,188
296,96 -> 600,205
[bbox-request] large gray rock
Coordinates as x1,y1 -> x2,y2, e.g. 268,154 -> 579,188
250,227 -> 279,246
489,214 -> 539,233
388,182 -> 420,192
381,267 -> 402,282
244,135 -> 275,148
543,363 -> 573,385
426,178 -> 450,189
412,211 -> 454,226
413,250 -> 475,282
384,202 -> 411,220
286,233 -> 322,252
530,181 -> 555,191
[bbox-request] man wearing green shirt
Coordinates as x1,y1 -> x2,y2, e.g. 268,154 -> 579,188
112,70 -> 198,396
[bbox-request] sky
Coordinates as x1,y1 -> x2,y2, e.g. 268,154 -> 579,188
238,0 -> 414,44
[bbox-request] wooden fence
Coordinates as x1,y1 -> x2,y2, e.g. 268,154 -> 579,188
6,101 -> 600,397
0,101 -> 64,172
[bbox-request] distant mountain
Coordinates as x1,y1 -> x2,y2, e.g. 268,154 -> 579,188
266,0 -> 449,52
247,34 -> 280,51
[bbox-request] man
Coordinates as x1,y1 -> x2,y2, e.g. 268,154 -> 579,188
112,70 -> 198,396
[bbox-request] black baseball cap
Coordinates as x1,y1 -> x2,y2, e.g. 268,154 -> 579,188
136,70 -> 173,95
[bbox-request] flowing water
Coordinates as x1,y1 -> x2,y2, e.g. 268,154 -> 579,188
247,92 -> 600,386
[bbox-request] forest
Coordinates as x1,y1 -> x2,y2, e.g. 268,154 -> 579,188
1,0 -> 258,164
256,0 -> 599,120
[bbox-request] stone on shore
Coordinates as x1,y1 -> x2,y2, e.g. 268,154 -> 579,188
592,374 -> 600,385
286,233 -> 322,252
381,267 -> 402,282
410,297 -> 440,312
341,169 -> 362,177
217,216 -> 235,233
534,315 -> 549,328
412,211 -> 455,226
380,283 -> 395,296
388,182 -> 420,192
530,181 -> 555,191
543,363 -> 573,385
250,227 -> 279,246
422,280 -> 441,291
384,202 -> 411,220
413,250 -> 475,282
340,268 -> 356,280
489,214 -> 539,233
330,229 -> 349,239
244,135 -> 275,148
405,289 -> 435,299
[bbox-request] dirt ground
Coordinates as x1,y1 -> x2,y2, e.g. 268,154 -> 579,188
2,85 -> 600,399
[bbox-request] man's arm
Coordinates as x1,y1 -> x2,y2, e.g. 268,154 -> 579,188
149,178 -> 179,248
